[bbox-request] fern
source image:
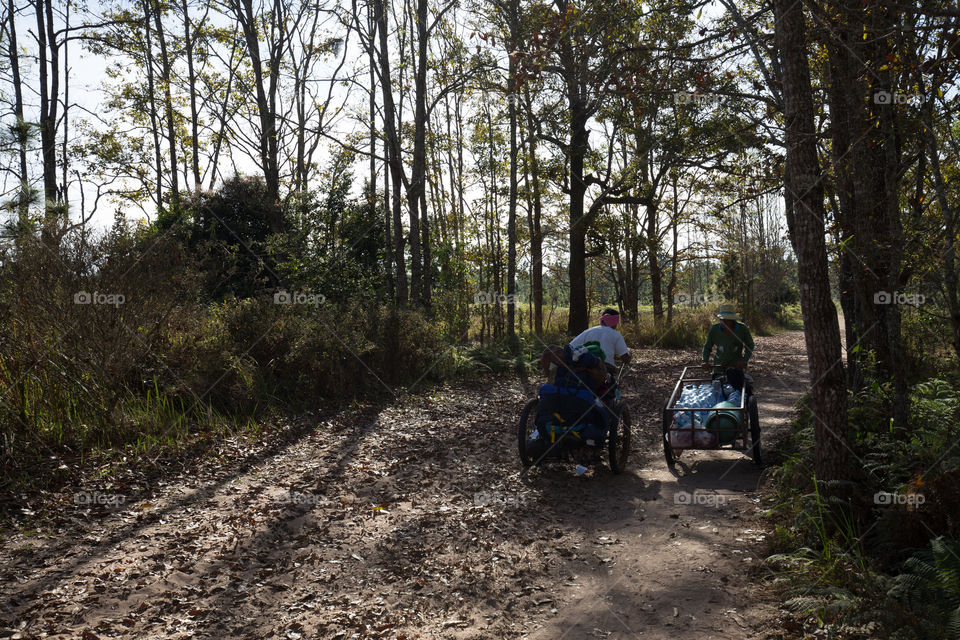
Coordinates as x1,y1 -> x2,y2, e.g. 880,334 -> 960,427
888,537 -> 960,640
784,586 -> 859,623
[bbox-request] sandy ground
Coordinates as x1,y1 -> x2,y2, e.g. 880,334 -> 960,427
0,331 -> 809,640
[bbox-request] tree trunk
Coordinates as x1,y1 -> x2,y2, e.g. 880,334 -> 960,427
35,0 -> 60,226
925,98 -> 960,362
61,0 -> 69,205
667,175 -> 679,326
208,31 -> 239,190
7,0 -> 27,224
232,0 -> 282,224
404,0 -> 428,306
822,0 -> 901,378
374,0 -> 408,304
505,4 -> 519,342
567,96 -> 590,335
152,0 -> 179,207
646,202 -> 663,326
420,189 -> 431,307
775,0 -> 849,481
143,0 -> 163,210
182,0 -> 201,188
368,0 -> 390,297
524,85 -> 544,337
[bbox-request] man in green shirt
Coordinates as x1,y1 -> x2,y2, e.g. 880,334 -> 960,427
700,308 -> 755,389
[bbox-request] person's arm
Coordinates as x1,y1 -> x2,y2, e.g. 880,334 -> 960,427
739,325 -> 755,366
614,333 -> 630,363
701,325 -> 715,366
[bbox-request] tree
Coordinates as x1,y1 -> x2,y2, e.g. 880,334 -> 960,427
227,0 -> 285,228
33,0 -> 61,227
774,0 -> 849,480
524,0 -> 660,334
3,0 -> 30,224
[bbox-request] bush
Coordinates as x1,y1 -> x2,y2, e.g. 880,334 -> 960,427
620,305 -> 714,349
169,175 -> 284,299
0,223 -> 453,495
886,537 -> 960,640
765,373 -> 960,637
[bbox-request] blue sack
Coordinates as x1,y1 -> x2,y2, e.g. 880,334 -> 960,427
534,384 -> 608,446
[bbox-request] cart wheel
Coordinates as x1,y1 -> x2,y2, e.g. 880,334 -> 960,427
518,398 -> 538,467
662,406 -> 675,467
748,395 -> 762,465
608,405 -> 631,474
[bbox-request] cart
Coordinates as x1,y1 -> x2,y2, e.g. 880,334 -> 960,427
518,365 -> 631,474
661,366 -> 761,467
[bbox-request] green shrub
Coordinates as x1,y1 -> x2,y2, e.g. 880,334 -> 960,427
620,305 -> 714,349
765,374 -> 960,637
886,537 -> 960,640
0,224 -> 454,494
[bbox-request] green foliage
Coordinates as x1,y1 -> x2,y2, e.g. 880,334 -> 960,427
887,537 -> 960,640
160,175 -> 282,299
766,373 -> 960,636
619,304 -> 713,349
719,248 -> 799,322
269,151 -> 388,302
0,221 -> 450,496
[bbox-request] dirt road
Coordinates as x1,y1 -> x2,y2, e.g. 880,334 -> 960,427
0,331 -> 808,639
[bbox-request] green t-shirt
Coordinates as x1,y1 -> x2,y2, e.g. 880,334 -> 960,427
701,322 -> 754,373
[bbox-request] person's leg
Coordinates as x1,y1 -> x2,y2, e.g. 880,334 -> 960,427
724,366 -> 746,391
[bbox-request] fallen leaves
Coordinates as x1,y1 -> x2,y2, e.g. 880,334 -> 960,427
0,332 -> 805,639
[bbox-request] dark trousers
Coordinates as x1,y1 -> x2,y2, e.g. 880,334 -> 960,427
717,367 -> 754,397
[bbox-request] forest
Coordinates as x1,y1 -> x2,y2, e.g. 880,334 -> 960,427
0,0 -> 958,638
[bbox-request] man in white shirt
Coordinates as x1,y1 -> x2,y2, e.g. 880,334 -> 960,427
570,308 -> 632,372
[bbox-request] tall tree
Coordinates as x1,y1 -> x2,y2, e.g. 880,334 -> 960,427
523,83 -> 544,336
527,0 -> 652,334
33,0 -> 60,226
151,0 -> 178,207
818,0 -> 909,423
372,0 -> 408,304
228,0 -> 286,229
181,0 -> 202,189
774,0 -> 849,480
5,0 -> 29,222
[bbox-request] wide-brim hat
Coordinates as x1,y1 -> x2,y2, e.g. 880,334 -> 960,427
716,308 -> 741,320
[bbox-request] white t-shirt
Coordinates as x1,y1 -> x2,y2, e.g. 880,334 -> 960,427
570,325 -> 629,365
